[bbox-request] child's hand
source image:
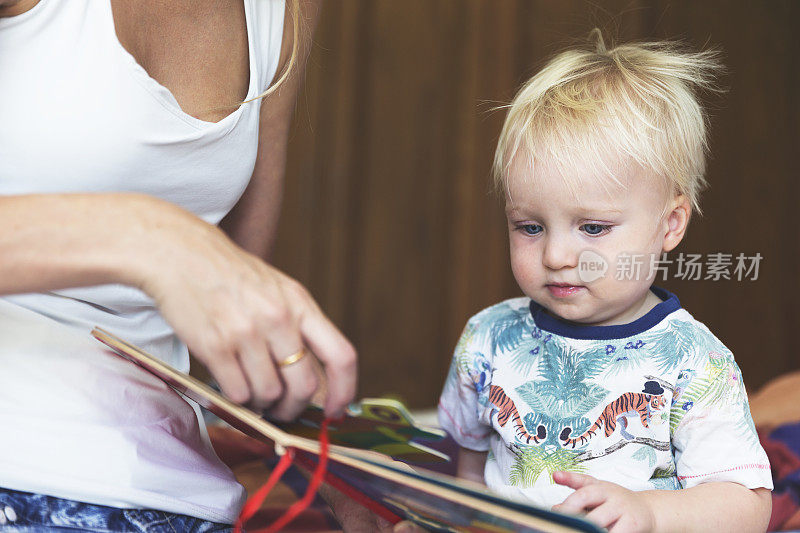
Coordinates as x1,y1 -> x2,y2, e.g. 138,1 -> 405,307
552,471 -> 655,533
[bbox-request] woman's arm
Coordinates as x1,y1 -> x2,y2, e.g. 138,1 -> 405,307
220,0 -> 322,260
0,189 -> 356,419
0,193 -> 162,294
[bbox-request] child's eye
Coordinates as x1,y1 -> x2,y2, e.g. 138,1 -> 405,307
519,224 -> 543,236
580,223 -> 611,236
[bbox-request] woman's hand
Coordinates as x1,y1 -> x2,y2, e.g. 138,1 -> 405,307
132,196 -> 356,420
552,471 -> 655,533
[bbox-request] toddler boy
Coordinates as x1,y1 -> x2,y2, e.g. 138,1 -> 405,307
438,32 -> 772,532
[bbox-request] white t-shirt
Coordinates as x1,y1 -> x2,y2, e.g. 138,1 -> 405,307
438,288 -> 772,508
0,0 -> 284,523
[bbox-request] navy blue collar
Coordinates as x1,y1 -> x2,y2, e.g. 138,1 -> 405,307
528,286 -> 681,340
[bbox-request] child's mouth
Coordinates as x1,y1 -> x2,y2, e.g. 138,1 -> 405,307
546,284 -> 585,298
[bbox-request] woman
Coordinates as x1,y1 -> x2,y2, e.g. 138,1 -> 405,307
0,0 -> 355,530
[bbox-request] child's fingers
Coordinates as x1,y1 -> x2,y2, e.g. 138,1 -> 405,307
553,485 -> 608,514
585,502 -> 621,530
552,471 -> 601,490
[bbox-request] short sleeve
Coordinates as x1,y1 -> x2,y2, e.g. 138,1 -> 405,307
437,319 -> 493,451
671,345 -> 772,490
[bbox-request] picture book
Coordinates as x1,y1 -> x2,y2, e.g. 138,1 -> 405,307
91,327 -> 602,533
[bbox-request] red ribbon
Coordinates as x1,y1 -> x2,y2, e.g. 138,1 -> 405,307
234,418 -> 331,533
293,453 -> 402,525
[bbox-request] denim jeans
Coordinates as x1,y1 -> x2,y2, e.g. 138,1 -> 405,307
0,488 -> 235,532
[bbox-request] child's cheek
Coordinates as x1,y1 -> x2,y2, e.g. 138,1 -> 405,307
510,244 -> 543,288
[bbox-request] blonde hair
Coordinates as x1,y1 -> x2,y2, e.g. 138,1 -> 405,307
247,0 -> 301,102
493,29 -> 723,212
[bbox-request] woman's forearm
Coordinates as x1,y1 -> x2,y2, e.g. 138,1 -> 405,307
0,192 -> 202,295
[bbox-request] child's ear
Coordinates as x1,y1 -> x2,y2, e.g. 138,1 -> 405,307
662,195 -> 692,252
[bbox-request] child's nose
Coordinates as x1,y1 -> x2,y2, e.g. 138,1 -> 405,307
542,237 -> 578,271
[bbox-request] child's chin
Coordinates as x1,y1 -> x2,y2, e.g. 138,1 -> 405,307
545,301 -> 596,324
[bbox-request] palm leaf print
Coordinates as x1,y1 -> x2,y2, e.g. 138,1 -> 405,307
645,320 -> 717,373
669,351 -> 759,446
508,339 -> 543,376
604,343 -> 647,377
455,322 -> 478,373
482,303 -> 531,354
650,464 -> 680,490
508,446 -> 587,487
632,445 -> 657,467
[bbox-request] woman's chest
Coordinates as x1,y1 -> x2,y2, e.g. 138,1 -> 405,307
0,0 -> 260,222
110,0 -> 250,123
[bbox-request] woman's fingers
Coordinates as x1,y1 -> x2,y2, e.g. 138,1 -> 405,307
146,216 -> 356,420
299,307 -> 357,418
202,345 -> 251,404
237,335 -> 282,410
268,349 -> 318,420
262,320 -> 318,420
209,274 -> 355,420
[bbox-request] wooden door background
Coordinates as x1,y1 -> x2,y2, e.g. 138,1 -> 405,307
273,0 -> 799,408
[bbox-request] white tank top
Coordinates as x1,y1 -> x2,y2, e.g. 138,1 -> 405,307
0,0 -> 284,523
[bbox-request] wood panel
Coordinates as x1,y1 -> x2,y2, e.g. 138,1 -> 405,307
274,0 -> 799,408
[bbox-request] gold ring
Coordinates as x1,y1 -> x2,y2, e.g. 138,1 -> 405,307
278,349 -> 307,368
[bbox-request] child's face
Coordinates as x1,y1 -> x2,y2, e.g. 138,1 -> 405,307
505,154 -> 683,326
